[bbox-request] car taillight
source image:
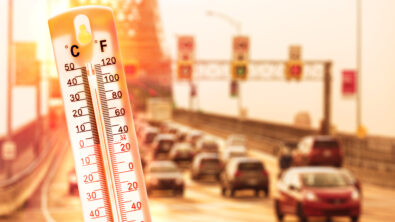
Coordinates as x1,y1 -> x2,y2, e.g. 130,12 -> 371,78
309,148 -> 320,160
262,170 -> 268,177
234,170 -> 243,177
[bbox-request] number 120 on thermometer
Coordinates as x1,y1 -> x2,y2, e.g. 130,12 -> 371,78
49,6 -> 151,222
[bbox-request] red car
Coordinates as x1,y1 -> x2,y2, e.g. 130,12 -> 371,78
274,167 -> 361,222
68,170 -> 79,195
292,136 -> 343,167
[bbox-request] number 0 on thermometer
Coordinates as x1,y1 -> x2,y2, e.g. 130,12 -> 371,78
49,6 -> 151,222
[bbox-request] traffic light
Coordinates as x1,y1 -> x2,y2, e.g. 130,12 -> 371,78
190,83 -> 197,97
285,60 -> 303,80
232,61 -> 248,80
125,64 -> 137,76
177,61 -> 193,80
231,36 -> 249,81
177,36 -> 195,81
230,80 -> 239,97
285,45 -> 303,81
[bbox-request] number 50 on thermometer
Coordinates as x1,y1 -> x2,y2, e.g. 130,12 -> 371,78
49,6 -> 151,222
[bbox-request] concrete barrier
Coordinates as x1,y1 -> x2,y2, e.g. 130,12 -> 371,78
0,115 -> 67,216
173,109 -> 395,187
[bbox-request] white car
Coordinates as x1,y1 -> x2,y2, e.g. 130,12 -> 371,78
226,134 -> 246,147
151,134 -> 176,160
220,145 -> 248,164
195,137 -> 220,154
191,153 -> 222,180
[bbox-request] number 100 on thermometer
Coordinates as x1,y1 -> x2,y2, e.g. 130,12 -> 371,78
49,6 -> 151,222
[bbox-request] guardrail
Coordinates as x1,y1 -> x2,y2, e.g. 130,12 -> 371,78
0,115 -> 67,216
173,109 -> 395,187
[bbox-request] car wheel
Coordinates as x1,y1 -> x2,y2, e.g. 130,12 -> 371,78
350,216 -> 359,222
274,200 -> 284,222
264,187 -> 270,198
254,189 -> 260,197
230,188 -> 236,197
221,187 -> 226,196
297,203 -> 308,222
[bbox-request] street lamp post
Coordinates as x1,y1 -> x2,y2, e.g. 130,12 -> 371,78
206,10 -> 242,35
4,0 -> 15,178
356,0 -> 365,138
206,10 -> 244,119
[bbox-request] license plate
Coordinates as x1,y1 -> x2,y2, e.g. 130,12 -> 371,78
247,179 -> 258,185
324,150 -> 331,157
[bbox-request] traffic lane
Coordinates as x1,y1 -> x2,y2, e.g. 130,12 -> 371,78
150,171 -> 276,222
26,129 -> 393,222
46,140 -> 84,221
44,147 -> 276,222
250,149 -> 395,222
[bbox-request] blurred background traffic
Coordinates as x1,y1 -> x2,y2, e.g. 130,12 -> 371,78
1,0 -> 395,221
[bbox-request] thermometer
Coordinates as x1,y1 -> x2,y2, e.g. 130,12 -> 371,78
49,6 -> 151,222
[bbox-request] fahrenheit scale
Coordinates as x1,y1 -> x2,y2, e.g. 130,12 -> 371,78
49,6 -> 151,222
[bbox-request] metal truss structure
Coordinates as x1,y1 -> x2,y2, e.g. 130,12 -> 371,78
190,60 -> 329,81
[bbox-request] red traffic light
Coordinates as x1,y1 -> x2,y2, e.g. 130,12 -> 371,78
290,65 -> 302,76
125,64 -> 136,75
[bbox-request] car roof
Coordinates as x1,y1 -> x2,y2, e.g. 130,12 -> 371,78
173,143 -> 193,149
229,157 -> 261,164
305,135 -> 337,141
195,152 -> 219,159
144,126 -> 159,133
149,160 -> 176,168
155,134 -> 175,140
225,145 -> 246,150
286,166 -> 343,175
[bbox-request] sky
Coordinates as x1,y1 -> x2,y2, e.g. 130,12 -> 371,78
1,0 -> 395,137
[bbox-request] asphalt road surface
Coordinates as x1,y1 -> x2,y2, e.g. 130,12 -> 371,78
1,127 -> 394,222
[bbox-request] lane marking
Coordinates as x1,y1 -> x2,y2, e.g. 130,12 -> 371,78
41,141 -> 68,222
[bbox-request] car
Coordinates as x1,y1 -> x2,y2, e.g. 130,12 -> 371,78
191,153 -> 222,180
169,142 -> 195,162
186,130 -> 204,147
274,167 -> 361,222
151,134 -> 176,160
220,157 -> 269,197
145,161 -> 184,196
139,126 -> 159,148
220,145 -> 248,165
195,137 -> 220,154
292,136 -> 343,167
277,141 -> 298,172
69,170 -> 78,195
175,127 -> 189,143
226,134 -> 246,147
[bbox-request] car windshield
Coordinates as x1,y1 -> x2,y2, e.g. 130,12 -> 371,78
158,140 -> 173,150
150,166 -> 178,173
313,140 -> 339,149
201,159 -> 219,165
239,162 -> 263,171
144,132 -> 157,144
202,142 -> 218,150
229,151 -> 246,158
302,172 -> 352,187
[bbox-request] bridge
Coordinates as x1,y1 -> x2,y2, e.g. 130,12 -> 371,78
1,0 -> 395,222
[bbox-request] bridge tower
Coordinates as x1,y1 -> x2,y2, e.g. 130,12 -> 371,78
69,0 -> 172,109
